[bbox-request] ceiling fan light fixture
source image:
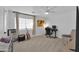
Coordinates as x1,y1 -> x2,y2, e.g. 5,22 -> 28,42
45,12 -> 49,15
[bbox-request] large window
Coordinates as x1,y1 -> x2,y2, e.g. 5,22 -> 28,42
19,15 -> 33,30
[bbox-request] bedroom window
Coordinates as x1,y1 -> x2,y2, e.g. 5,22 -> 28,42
19,17 -> 33,30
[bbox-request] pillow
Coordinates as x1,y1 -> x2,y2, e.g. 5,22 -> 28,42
0,37 -> 11,43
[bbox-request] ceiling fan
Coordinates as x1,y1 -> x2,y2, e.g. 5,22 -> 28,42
44,6 -> 56,14
32,6 -> 56,15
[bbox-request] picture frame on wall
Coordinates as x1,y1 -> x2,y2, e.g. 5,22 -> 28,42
37,19 -> 45,27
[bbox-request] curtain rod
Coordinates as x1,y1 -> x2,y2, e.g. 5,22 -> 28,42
13,11 -> 35,17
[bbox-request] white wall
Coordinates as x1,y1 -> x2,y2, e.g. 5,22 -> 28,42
6,10 -> 15,29
0,8 -> 16,36
0,8 -> 5,36
45,7 -> 76,38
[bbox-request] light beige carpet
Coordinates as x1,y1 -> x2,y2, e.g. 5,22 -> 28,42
13,35 -> 66,52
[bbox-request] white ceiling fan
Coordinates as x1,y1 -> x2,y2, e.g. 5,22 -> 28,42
44,6 -> 56,15
31,6 -> 56,15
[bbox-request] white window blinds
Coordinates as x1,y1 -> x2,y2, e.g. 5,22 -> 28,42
18,14 -> 33,30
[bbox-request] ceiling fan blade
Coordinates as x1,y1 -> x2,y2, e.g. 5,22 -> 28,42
50,11 -> 55,13
47,10 -> 55,13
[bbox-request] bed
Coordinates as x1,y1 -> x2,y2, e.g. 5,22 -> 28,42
0,35 -> 13,52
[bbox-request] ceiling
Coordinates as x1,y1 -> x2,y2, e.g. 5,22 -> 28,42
0,6 -> 76,16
